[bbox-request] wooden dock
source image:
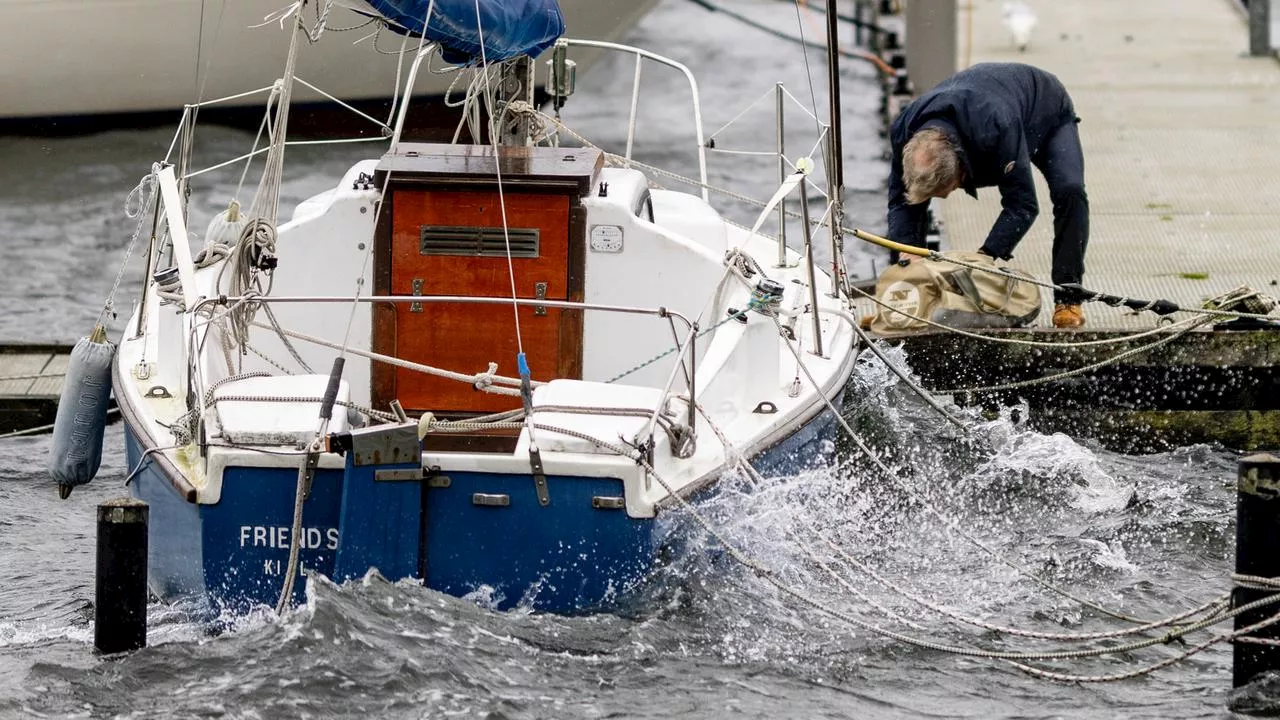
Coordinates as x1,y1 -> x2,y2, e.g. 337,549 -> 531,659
874,0 -> 1280,450
938,0 -> 1280,329
0,344 -> 73,435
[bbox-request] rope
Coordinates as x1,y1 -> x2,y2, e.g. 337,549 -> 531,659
887,247 -> 1280,325
99,167 -> 159,326
245,343 -> 298,376
1234,574 -> 1280,590
1235,636 -> 1280,647
691,402 -> 929,631
934,314 -> 1216,395
207,393 -> 399,423
606,258 -> 777,384
0,407 -> 121,440
822,531 -> 1231,642
276,445 -> 312,614
652,421 -> 1232,662
722,264 -> 969,431
762,310 -> 1158,625
247,320 -> 528,394
637,435 -> 1260,661
304,0 -> 335,42
605,308 -> 748,384
259,303 -> 314,374
121,444 -> 185,487
694,384 -> 1234,648
1009,608 -> 1280,683
846,281 -> 1214,349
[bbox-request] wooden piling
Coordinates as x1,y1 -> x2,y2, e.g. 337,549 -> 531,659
1234,453 -> 1280,687
95,497 -> 148,654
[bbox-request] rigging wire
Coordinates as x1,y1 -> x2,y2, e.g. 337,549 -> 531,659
471,8 -> 528,361
337,1 -> 439,356
790,0 -> 831,156
189,0 -> 230,163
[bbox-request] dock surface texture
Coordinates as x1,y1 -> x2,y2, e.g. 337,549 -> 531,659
940,0 -> 1280,329
0,345 -> 71,434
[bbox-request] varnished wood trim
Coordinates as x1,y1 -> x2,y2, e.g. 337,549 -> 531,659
371,194 -> 397,413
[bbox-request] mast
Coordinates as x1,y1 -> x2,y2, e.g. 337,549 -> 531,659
823,0 -> 847,297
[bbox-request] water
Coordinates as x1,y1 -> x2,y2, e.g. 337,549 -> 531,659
0,1 -> 1250,717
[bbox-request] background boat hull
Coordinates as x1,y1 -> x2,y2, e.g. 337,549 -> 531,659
0,0 -> 658,121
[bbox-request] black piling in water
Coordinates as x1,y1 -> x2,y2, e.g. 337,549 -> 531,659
95,497 -> 148,655
1234,453 -> 1280,688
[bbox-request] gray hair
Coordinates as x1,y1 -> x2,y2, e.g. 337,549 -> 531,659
902,128 -> 960,204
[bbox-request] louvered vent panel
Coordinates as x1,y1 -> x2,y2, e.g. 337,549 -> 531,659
419,226 -> 540,258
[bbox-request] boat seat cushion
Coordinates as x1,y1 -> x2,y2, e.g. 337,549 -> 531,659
532,379 -> 665,455
210,374 -> 351,446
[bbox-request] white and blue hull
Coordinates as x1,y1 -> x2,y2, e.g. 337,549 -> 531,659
124,397 -> 840,614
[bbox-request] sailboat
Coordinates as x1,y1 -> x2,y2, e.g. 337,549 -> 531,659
96,0 -> 860,615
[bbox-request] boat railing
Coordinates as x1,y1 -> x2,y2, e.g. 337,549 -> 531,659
187,294 -> 701,446
166,80 -> 393,181
556,38 -> 710,202
553,39 -> 844,294
382,38 -> 709,200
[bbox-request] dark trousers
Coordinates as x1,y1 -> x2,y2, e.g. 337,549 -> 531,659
1032,118 -> 1089,304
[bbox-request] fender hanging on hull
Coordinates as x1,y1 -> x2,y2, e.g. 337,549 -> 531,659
48,327 -> 115,498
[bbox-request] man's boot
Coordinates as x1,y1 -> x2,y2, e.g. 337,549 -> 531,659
1052,303 -> 1085,328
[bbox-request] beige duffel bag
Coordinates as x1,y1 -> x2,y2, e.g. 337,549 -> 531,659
869,251 -> 1042,336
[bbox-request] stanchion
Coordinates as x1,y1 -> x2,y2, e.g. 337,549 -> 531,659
1235,453 -> 1280,687
95,497 -> 148,654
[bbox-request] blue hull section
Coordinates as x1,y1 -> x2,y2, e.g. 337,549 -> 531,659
201,466 -> 345,612
129,426 -> 347,612
126,431 -> 204,600
426,471 -> 651,610
127,400 -> 838,614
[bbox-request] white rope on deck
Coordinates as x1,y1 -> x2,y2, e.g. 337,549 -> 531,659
247,320 -> 527,396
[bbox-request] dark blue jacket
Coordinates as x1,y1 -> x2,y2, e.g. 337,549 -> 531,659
886,63 -> 1076,256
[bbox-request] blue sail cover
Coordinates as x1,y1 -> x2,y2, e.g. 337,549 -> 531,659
367,0 -> 565,64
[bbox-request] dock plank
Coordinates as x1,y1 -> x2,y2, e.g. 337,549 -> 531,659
28,353 -> 69,398
0,345 -> 77,435
0,354 -> 56,397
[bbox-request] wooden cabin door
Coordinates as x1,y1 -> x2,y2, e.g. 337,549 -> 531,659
387,189 -> 582,415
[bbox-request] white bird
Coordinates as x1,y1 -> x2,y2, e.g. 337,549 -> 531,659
1001,1 -> 1038,53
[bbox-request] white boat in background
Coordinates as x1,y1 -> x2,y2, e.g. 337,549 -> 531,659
0,0 -> 657,120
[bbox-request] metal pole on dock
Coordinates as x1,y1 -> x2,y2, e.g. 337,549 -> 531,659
1234,453 -> 1280,687
95,497 -> 148,654
904,0 -> 957,94
1249,0 -> 1272,57
823,0 -> 848,297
